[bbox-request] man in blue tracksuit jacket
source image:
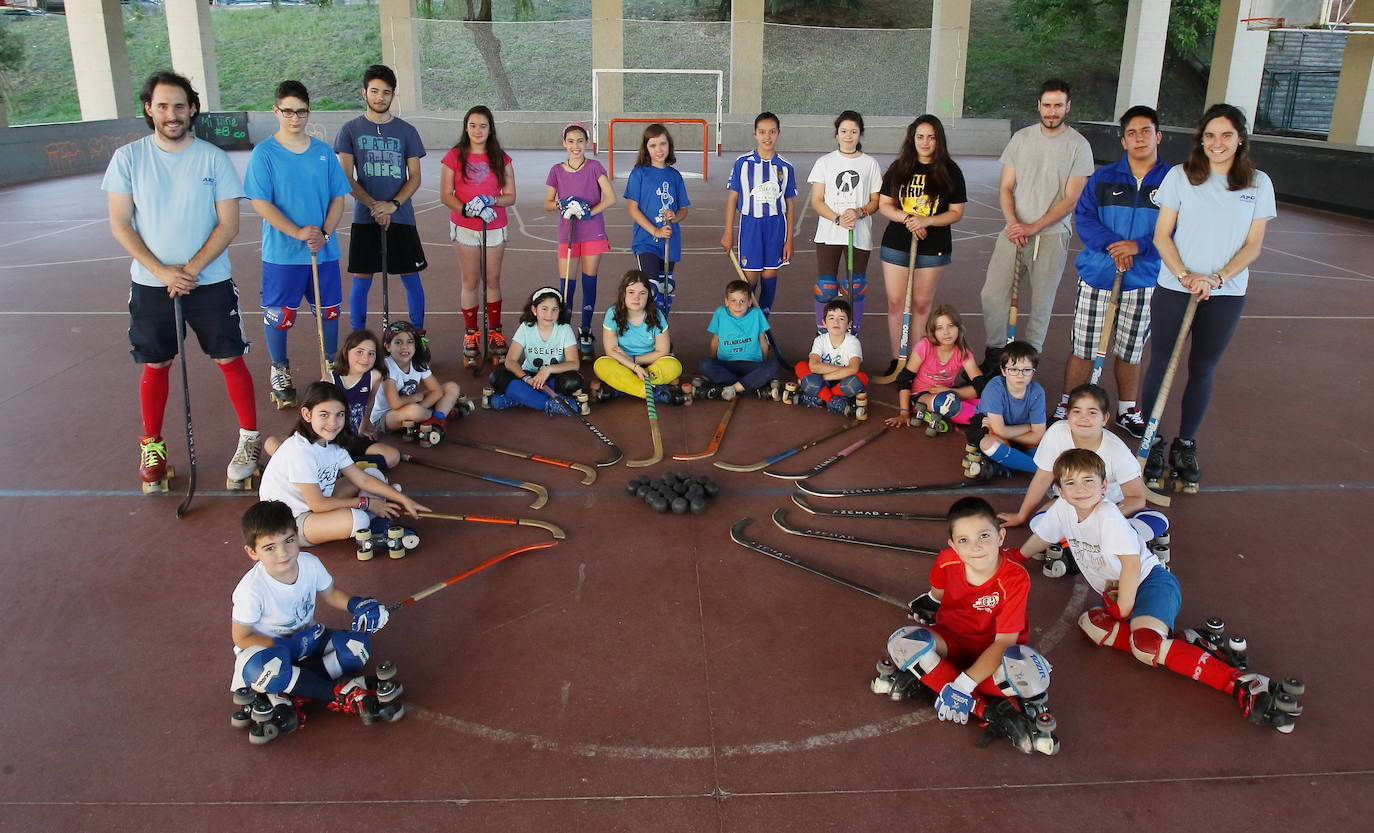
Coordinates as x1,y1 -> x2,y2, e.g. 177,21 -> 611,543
1052,105 -> 1172,438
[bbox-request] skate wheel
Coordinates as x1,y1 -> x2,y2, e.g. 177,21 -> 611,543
870,676 -> 894,696
1204,616 -> 1225,632
375,679 -> 404,703
379,703 -> 406,722
1272,714 -> 1297,734
1034,712 -> 1057,733
875,658 -> 896,676
357,546 -> 375,562
388,545 -> 407,560
1151,543 -> 1170,562
924,424 -> 938,437
1281,677 -> 1305,697
248,723 -> 279,744
1033,736 -> 1062,756
231,706 -> 253,730
375,660 -> 398,681
1043,559 -> 1067,579
1275,692 -> 1302,715
401,531 -> 420,550
1227,635 -> 1248,652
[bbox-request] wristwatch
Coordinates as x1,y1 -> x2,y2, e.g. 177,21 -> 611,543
322,231 -> 331,243
389,199 -> 402,209
1210,272 -> 1224,287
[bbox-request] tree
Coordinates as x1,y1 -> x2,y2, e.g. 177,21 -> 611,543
463,0 -> 534,110
1007,0 -> 1219,57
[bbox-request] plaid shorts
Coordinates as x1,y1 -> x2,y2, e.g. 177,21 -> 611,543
1070,281 -> 1153,364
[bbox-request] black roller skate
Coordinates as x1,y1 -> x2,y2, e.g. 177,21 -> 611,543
869,658 -> 925,702
232,688 -> 305,745
1169,437 -> 1200,494
753,380 -> 783,401
1042,541 -> 1079,578
1235,673 -> 1304,733
399,420 -> 421,443
978,697 -> 1060,755
355,524 -> 420,561
328,666 -> 406,725
1143,436 -> 1168,490
577,329 -> 595,362
269,362 -> 296,410
1182,616 -> 1249,670
1017,692 -> 1062,755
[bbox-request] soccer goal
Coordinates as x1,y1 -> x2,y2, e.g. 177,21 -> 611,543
591,68 -> 723,180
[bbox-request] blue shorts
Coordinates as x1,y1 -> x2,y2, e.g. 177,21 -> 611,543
737,214 -> 789,271
261,260 -> 343,310
1132,565 -> 1182,629
879,245 -> 951,269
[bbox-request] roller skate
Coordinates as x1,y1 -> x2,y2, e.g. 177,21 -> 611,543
914,404 -> 950,437
753,380 -> 783,401
398,420 -> 421,443
1168,437 -> 1200,494
415,415 -> 446,448
573,390 -> 591,415
577,329 -> 595,362
869,658 -> 924,701
781,381 -> 799,405
355,524 -> 420,561
651,384 -> 687,406
1234,673 -> 1304,733
453,396 -> 477,420
1149,534 -> 1171,565
463,328 -> 481,371
1143,436 -> 1168,490
232,688 -> 305,745
481,387 -> 512,410
827,394 -> 857,418
979,697 -> 1059,755
486,327 -> 508,365
227,428 -> 261,490
854,392 -> 868,421
1182,616 -> 1249,670
962,444 -> 984,479
327,676 -> 390,726
268,362 -> 296,409
138,435 -> 173,494
1014,693 -> 1062,755
1042,540 -> 1079,579
589,379 -> 616,403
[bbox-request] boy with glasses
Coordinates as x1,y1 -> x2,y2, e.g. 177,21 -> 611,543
963,340 -> 1046,478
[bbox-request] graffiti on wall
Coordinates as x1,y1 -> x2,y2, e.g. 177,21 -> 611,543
43,131 -> 145,176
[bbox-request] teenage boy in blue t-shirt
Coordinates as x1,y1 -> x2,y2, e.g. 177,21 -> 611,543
697,280 -> 778,399
244,80 -> 351,409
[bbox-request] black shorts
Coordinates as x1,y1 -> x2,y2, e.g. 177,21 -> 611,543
128,280 -> 250,364
347,223 -> 428,276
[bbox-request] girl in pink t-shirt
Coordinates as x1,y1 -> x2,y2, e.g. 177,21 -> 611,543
885,304 -> 983,434
543,122 -> 616,360
440,105 -> 516,361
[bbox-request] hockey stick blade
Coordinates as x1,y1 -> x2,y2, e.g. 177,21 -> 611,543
673,396 -> 739,461
772,508 -> 939,555
730,519 -> 908,609
763,423 -> 890,480
388,541 -> 559,611
715,420 -> 861,473
404,455 -> 550,509
626,378 -> 663,468
453,439 -> 597,485
418,511 -> 566,540
790,492 -> 944,522
796,476 -> 995,499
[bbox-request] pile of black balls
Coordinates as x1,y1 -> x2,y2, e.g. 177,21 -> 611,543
626,471 -> 721,514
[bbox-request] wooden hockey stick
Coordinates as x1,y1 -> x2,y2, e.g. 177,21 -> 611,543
626,376 -> 663,468
451,438 -> 596,485
1090,270 -> 1124,385
872,238 -> 918,384
309,252 -> 330,380
1134,294 -> 1201,509
727,249 -> 787,366
715,420 -> 860,473
403,455 -> 549,509
673,396 -> 739,461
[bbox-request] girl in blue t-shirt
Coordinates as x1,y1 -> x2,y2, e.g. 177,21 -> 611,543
485,286 -> 586,416
623,124 -> 690,317
592,271 -> 685,404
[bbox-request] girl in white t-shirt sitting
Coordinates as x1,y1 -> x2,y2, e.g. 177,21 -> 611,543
260,381 -> 427,552
485,286 -> 586,416
369,321 -> 467,446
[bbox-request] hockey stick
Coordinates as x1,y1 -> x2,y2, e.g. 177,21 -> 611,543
387,540 -> 559,612
379,222 -> 390,331
763,423 -> 891,480
714,419 -> 861,473
309,252 -> 330,380
173,296 -> 196,518
730,518 -> 907,609
772,508 -> 940,556
790,492 -> 944,523
673,396 -> 738,461
451,438 -> 596,485
537,386 -> 622,466
872,238 -> 917,385
1090,270 -> 1124,386
1134,294 -> 1200,508
845,228 -> 855,299
472,216 -> 489,376
417,511 -> 566,540
727,249 -> 787,367
797,476 -> 995,499
626,376 -> 663,468
403,454 -> 549,510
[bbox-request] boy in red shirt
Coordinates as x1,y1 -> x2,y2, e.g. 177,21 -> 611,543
871,496 -> 1059,755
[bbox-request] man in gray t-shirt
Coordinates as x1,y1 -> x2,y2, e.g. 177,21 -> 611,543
979,79 -> 1094,369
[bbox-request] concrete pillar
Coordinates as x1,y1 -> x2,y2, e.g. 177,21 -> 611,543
1114,0 -> 1171,115
592,0 -> 623,115
1206,0 -> 1270,121
65,0 -> 135,121
730,0 -> 763,116
164,0 -> 219,112
927,0 -> 970,119
379,0 -> 423,112
1329,0 -> 1374,145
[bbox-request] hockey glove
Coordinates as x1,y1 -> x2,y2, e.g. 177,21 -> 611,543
478,206 -> 498,224
963,413 -> 988,445
1103,589 -> 1124,621
274,622 -> 326,662
348,596 -> 390,633
935,673 -> 977,724
463,194 -> 495,217
907,592 -> 940,626
560,198 -> 590,219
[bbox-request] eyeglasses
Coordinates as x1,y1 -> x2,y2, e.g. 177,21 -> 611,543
1003,366 -> 1036,376
276,107 -> 311,119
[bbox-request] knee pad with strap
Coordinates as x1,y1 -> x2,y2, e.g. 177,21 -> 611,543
322,630 -> 371,678
885,626 -> 942,677
237,644 -> 299,694
1079,606 -> 1128,649
992,644 -> 1052,698
931,390 -> 961,417
813,274 -> 839,301
1129,625 -> 1166,667
851,271 -> 868,296
264,306 -> 296,331
1130,510 -> 1170,542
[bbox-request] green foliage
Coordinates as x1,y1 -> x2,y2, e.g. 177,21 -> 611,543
1006,0 -> 1219,55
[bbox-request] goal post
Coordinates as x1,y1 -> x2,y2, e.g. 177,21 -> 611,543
607,118 -> 711,180
591,68 -> 724,161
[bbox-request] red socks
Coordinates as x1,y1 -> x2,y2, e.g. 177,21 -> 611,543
462,306 -> 478,331
217,356 -> 257,431
1162,640 -> 1239,692
485,300 -> 502,331
139,364 -> 170,437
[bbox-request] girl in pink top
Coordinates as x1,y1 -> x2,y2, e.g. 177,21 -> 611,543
886,304 -> 983,433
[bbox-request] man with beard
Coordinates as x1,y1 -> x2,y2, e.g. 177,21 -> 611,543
979,79 -> 1093,371
333,65 -> 429,336
103,71 -> 260,494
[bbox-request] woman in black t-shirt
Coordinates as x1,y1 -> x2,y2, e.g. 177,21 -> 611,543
875,115 -> 967,379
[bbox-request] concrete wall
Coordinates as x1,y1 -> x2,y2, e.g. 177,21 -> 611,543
0,117 -> 148,186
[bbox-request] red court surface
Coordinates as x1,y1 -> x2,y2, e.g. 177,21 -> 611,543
1,146 -> 1371,831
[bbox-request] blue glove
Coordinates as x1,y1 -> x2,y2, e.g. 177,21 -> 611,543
478,206 -> 497,224
463,194 -> 495,217
561,197 -> 591,219
273,622 -> 325,662
935,673 -> 977,724
348,596 -> 390,633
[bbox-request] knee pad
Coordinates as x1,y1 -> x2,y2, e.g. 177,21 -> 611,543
264,306 -> 296,331
651,274 -> 675,298
238,644 -> 299,694
552,373 -> 583,396
813,274 -> 839,301
851,272 -> 868,297
931,390 -> 961,417
992,644 -> 1052,698
1130,510 -> 1170,542
1078,607 -> 1126,648
321,304 -> 340,322
322,630 -> 371,678
798,374 -> 824,396
1129,626 -> 1166,667
885,626 -> 941,676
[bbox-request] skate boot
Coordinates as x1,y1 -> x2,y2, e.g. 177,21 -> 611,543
355,524 -> 419,561
589,379 -> 617,403
139,435 -> 173,494
416,415 -> 446,448
1234,673 -> 1304,733
1143,436 -> 1168,489
463,328 -> 481,370
1182,616 -> 1249,670
268,362 -> 296,409
543,394 -> 578,417
799,392 -> 825,409
781,381 -> 799,405
574,390 -> 591,415
233,689 -> 305,745
328,677 -> 383,725
703,383 -> 736,402
651,384 -> 686,406
1017,693 -> 1062,755
226,428 -> 261,490
577,329 -> 595,362
753,380 -> 783,401
398,420 -> 421,443
827,395 -> 856,418
1042,541 -> 1079,578
453,396 -> 477,420
962,443 -> 984,479
486,327 -> 508,364
1169,437 -> 1200,494
869,658 -> 923,701
979,697 -> 1058,755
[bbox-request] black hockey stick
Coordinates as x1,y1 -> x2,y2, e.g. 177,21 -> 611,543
763,423 -> 890,480
727,249 -> 787,367
379,222 -> 390,331
796,476 -> 997,499
790,492 -> 944,523
537,385 -> 622,467
387,541 -> 559,612
771,508 -> 939,556
730,519 -> 907,609
715,420 -> 860,473
174,296 -> 196,518
404,455 -> 550,510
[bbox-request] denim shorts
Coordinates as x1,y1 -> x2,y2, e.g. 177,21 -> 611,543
879,245 -> 950,268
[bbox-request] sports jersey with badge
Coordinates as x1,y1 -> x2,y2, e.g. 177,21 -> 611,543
624,164 -> 690,260
101,135 -> 245,288
1033,420 -> 1138,504
929,549 -> 1031,647
513,321 -> 577,372
231,552 -> 334,639
369,356 -> 432,424
1029,498 -> 1160,595
333,115 -> 426,226
727,151 -> 796,218
258,432 -> 356,517
243,136 -> 350,265
808,332 -> 862,367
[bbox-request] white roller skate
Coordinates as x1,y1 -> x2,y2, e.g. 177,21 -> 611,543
227,428 -> 261,490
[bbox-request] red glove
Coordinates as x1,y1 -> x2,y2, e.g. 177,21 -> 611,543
1103,589 -> 1124,621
